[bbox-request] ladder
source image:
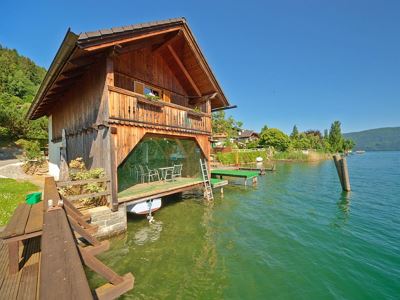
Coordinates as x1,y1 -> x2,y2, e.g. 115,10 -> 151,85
200,159 -> 214,200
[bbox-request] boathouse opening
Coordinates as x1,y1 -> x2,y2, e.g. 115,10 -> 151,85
117,135 -> 204,192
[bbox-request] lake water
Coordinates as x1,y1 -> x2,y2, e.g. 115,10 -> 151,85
88,151 -> 400,299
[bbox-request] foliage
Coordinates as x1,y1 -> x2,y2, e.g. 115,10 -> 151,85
145,94 -> 160,101
0,45 -> 47,140
216,150 -> 269,165
272,151 -> 309,161
343,127 -> 400,151
212,111 -> 243,139
260,124 -> 269,133
259,128 -> 291,151
0,178 -> 39,226
59,157 -> 107,208
329,121 -> 344,153
343,138 -> 356,152
193,106 -> 201,113
15,138 -> 42,160
290,125 -> 299,139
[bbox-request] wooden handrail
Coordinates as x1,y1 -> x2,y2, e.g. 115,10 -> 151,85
108,85 -> 211,117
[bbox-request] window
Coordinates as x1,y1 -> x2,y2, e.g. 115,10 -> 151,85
144,86 -> 161,98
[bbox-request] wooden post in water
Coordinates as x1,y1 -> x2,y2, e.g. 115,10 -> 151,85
333,154 -> 351,192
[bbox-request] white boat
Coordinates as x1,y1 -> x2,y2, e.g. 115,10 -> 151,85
127,198 -> 162,215
355,150 -> 366,154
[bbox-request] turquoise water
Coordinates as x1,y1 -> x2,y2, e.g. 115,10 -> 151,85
88,151 -> 400,299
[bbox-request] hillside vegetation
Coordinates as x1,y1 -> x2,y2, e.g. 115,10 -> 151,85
344,127 -> 400,151
0,45 -> 47,140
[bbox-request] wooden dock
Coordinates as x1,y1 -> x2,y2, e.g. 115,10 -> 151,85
118,177 -> 203,205
0,237 -> 41,299
211,169 -> 259,186
0,177 -> 134,299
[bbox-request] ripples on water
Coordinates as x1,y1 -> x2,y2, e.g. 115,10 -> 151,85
87,152 -> 400,299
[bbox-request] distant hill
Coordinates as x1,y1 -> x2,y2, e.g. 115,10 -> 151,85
344,127 -> 400,151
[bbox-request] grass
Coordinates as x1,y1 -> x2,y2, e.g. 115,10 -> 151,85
216,150 -> 269,165
272,150 -> 331,161
0,178 -> 39,226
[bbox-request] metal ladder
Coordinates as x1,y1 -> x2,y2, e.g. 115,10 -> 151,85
200,159 -> 214,200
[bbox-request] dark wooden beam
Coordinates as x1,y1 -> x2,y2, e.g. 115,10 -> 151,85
68,53 -> 103,67
152,30 -> 182,53
166,44 -> 201,97
189,92 -> 218,105
83,27 -> 181,51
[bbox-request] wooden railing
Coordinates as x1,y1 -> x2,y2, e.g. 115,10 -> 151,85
108,86 -> 211,134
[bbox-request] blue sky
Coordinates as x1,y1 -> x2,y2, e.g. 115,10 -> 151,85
1,0 -> 399,134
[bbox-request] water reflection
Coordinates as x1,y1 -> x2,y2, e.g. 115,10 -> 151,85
332,191 -> 351,228
133,220 -> 163,245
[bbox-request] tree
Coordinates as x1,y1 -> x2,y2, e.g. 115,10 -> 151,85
290,125 -> 299,139
0,45 -> 47,140
260,124 -> 269,134
343,139 -> 355,152
323,129 -> 329,139
329,121 -> 344,152
259,128 -> 291,151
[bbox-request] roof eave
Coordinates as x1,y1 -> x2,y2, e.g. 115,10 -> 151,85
27,30 -> 79,120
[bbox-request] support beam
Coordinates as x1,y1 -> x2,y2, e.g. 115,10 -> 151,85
83,27 -> 181,51
152,30 -> 182,53
189,92 -> 218,106
167,44 -> 201,96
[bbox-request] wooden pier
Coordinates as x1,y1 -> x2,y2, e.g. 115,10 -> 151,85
211,169 -> 259,186
0,177 -> 134,299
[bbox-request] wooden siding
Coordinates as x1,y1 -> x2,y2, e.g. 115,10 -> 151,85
114,48 -> 190,106
51,60 -> 107,140
108,86 -> 211,134
110,124 -> 210,167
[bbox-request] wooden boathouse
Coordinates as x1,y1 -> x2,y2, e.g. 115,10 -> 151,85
27,18 -> 231,214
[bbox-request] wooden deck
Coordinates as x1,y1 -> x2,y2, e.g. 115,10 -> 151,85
118,177 -> 203,204
0,237 -> 41,299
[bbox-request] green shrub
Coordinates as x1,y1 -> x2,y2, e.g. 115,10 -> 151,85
59,157 -> 107,208
15,138 -> 42,160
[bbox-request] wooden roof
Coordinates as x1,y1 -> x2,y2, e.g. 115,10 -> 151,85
27,18 -> 230,120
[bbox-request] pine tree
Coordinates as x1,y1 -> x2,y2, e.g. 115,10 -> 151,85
290,125 -> 299,139
329,121 -> 343,152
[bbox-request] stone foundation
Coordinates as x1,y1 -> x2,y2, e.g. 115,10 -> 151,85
88,205 -> 127,239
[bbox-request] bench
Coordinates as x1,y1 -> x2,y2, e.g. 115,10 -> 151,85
0,202 -> 43,274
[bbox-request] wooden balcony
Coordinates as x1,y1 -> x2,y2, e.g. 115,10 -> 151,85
108,86 -> 211,134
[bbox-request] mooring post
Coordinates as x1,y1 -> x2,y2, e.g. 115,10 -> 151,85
340,156 -> 351,191
333,154 -> 350,192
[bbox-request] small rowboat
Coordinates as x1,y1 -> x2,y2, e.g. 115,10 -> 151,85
127,198 -> 162,215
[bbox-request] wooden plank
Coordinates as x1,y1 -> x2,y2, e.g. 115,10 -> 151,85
79,247 -> 124,285
40,209 -> 92,300
17,237 -> 40,300
95,273 -> 135,300
25,202 -> 44,234
68,216 -> 101,246
84,27 -> 181,51
167,44 -> 201,96
43,177 -> 61,211
56,177 -> 110,187
1,204 -> 31,239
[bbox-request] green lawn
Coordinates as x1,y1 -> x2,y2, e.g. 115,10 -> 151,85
0,178 -> 39,226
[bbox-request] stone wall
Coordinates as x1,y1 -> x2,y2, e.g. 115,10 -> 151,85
88,204 -> 127,239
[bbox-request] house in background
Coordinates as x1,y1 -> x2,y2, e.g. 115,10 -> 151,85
236,130 -> 259,144
211,133 -> 228,148
27,18 -> 230,210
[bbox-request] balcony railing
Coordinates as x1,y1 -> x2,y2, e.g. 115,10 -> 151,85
108,86 -> 211,134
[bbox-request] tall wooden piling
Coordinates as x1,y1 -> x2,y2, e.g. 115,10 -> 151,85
333,154 -> 351,192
